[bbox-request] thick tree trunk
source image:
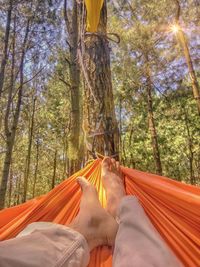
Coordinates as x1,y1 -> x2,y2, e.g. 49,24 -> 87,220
82,1 -> 119,158
0,0 -> 13,99
23,97 -> 36,202
64,0 -> 81,174
145,57 -> 162,175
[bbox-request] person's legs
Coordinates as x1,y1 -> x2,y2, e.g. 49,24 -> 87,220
102,158 -> 182,267
0,177 -> 118,267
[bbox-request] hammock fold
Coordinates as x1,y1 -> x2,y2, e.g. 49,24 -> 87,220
0,159 -> 200,267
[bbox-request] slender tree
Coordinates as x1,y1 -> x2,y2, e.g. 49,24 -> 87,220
0,17 -> 30,209
183,107 -> 195,184
0,0 -> 13,99
174,0 -> 200,115
8,161 -> 13,207
23,97 -> 36,202
144,54 -> 162,175
51,149 -> 57,189
63,0 -> 81,174
32,137 -> 39,198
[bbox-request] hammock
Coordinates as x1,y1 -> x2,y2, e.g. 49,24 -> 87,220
0,159 -> 199,266
85,0 -> 104,32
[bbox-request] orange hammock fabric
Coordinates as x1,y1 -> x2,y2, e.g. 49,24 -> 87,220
0,159 -> 200,267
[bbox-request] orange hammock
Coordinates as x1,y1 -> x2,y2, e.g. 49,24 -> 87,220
0,159 -> 200,267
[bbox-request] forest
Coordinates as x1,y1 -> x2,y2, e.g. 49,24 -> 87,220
0,0 -> 199,209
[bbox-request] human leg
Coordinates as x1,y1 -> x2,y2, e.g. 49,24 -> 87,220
102,158 -> 182,267
0,177 -> 118,267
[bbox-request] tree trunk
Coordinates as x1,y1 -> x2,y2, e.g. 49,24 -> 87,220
82,1 -> 119,158
145,56 -> 162,175
8,161 -> 13,207
183,108 -> 195,184
13,175 -> 19,206
51,150 -> 57,189
177,29 -> 200,115
23,97 -> 36,202
197,152 -> 200,183
0,16 -> 16,209
174,0 -> 200,115
62,135 -> 67,178
0,20 -> 30,209
0,0 -> 13,99
64,0 -> 81,174
119,96 -> 123,161
16,176 -> 21,205
32,138 -> 39,198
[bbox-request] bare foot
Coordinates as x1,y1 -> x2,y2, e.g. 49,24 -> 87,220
69,177 -> 118,251
101,157 -> 126,219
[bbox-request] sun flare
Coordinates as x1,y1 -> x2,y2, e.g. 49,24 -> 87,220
170,24 -> 180,33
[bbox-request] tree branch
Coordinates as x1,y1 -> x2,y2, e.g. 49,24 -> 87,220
22,66 -> 45,86
64,0 -> 71,37
174,0 -> 181,23
12,67 -> 45,102
65,57 -> 71,66
59,77 -> 71,88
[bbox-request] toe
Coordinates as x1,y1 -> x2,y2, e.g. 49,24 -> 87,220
111,158 -> 117,170
77,176 -> 99,202
102,157 -> 111,172
116,161 -> 120,172
77,176 -> 90,192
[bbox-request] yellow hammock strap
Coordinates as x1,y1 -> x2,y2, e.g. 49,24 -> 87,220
84,0 -> 104,32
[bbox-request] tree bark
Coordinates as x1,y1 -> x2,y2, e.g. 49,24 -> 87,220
0,0 -> 13,99
145,56 -> 162,175
23,97 -> 36,202
82,1 -> 119,158
64,0 -> 81,174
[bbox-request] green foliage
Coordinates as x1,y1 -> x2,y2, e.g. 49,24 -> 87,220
109,0 -> 200,182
